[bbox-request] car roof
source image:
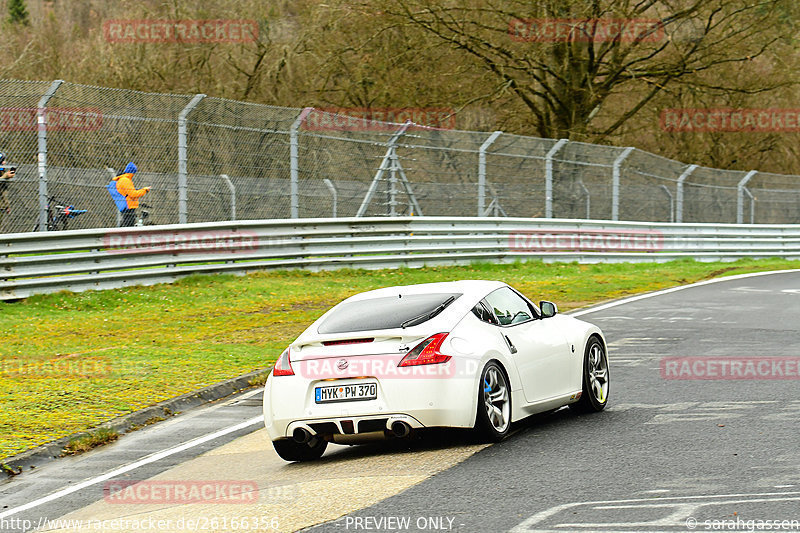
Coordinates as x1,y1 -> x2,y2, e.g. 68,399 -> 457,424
294,280 -> 510,344
344,279 -> 507,302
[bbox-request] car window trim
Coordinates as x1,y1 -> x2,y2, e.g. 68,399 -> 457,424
484,287 -> 542,328
473,300 -> 499,325
510,287 -> 542,320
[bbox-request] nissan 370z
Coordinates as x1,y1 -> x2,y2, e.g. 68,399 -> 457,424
263,280 -> 609,462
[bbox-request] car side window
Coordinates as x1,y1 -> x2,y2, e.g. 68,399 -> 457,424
484,287 -> 537,326
472,301 -> 499,325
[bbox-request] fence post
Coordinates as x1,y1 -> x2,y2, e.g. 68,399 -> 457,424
659,185 -> 674,223
106,167 -> 121,227
545,138 -> 568,218
220,174 -> 236,221
290,107 -> 314,219
389,146 -> 398,216
744,188 -> 755,224
576,179 -> 590,219
737,170 -> 757,224
478,131 -> 502,216
356,121 -> 412,217
612,147 -> 635,221
36,79 -> 63,231
177,94 -> 205,224
323,178 -> 338,217
676,164 -> 697,223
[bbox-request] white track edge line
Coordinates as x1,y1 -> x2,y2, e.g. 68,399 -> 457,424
0,416 -> 262,519
569,268 -> 800,317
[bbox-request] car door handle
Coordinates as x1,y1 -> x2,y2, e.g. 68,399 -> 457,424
503,335 -> 517,354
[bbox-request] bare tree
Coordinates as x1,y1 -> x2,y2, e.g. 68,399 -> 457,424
368,0 -> 796,140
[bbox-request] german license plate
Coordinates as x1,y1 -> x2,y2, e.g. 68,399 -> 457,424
315,382 -> 377,403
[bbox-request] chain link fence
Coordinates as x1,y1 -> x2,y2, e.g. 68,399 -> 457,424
2,79 -> 799,234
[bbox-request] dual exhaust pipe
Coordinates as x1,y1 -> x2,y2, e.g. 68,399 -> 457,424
292,420 -> 412,443
389,420 -> 411,438
292,427 -> 313,444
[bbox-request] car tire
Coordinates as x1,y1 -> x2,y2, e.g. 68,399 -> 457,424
272,436 -> 328,462
570,336 -> 609,414
474,361 -> 512,442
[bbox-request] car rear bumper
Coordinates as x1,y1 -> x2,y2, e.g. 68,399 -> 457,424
262,367 -> 479,441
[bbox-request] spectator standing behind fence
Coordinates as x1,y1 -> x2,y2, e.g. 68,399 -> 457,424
0,153 -> 15,231
112,162 -> 150,227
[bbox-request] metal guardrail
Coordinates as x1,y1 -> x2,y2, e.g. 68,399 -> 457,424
2,217 -> 799,301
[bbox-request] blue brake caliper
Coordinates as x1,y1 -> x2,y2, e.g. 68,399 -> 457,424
484,378 -> 491,393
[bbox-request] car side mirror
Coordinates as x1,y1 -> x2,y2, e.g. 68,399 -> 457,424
540,301 -> 558,318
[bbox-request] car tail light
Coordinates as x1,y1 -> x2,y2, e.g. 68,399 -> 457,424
398,333 -> 451,367
272,348 -> 294,376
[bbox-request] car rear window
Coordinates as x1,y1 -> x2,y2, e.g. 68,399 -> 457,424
317,293 -> 462,334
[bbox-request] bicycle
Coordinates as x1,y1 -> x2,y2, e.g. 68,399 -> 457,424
32,195 -> 89,231
134,202 -> 152,226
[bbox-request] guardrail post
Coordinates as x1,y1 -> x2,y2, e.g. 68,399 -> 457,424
478,131 -> 502,216
676,164 -> 697,223
323,179 -> 338,217
545,138 -> 568,218
290,107 -> 314,219
612,147 -> 634,221
737,170 -> 757,224
36,80 -> 63,231
178,94 -> 206,224
220,174 -> 236,220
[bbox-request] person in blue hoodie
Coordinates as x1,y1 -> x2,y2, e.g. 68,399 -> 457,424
112,162 -> 150,227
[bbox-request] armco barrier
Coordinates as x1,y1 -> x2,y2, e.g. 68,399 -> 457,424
2,217 -> 799,301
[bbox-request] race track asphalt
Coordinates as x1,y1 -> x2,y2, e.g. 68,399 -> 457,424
2,270 -> 799,533
309,270 -> 800,532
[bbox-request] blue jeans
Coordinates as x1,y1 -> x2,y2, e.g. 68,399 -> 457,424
120,208 -> 136,227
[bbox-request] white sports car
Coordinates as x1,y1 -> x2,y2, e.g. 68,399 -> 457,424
262,280 -> 609,461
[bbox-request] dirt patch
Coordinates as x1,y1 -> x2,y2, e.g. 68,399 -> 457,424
702,267 -> 740,279
243,306 -> 273,315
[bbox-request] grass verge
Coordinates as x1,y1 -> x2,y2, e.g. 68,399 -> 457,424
0,257 -> 797,460
62,427 -> 119,456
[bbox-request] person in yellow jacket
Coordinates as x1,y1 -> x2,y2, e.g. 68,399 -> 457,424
0,153 -> 15,231
113,162 -> 150,227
